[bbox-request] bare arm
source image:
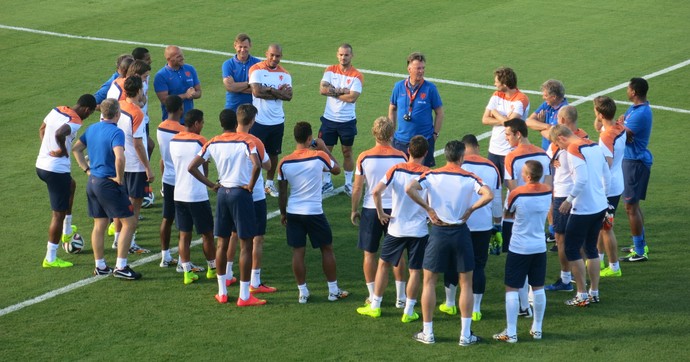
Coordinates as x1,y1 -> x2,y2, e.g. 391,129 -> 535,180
113,145 -> 126,185
50,123 -> 72,158
481,108 -> 503,126
155,90 -> 168,104
278,180 -> 288,226
315,138 -> 341,175
526,111 -> 550,131
72,139 -> 89,173
247,153 -> 261,192
371,181 -> 391,225
350,174 -> 365,225
39,122 -> 46,141
405,179 -> 442,225
224,76 -> 252,94
388,104 -> 397,130
505,179 -> 518,191
433,106 -> 444,138
460,185 -> 494,223
133,137 -> 154,183
188,155 -> 219,192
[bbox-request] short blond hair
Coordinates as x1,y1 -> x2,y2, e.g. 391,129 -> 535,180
549,124 -> 573,143
371,116 -> 394,142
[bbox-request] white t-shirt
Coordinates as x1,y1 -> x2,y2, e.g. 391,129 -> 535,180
170,132 -> 209,202
486,90 -> 530,155
380,162 -> 429,238
278,149 -> 335,215
35,106 -> 82,173
248,62 -> 292,126
321,65 -> 363,122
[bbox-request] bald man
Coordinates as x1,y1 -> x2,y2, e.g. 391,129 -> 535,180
154,45 -> 202,122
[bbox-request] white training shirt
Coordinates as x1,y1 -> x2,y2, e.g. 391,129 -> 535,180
380,162 -> 429,238
278,149 -> 335,215
507,183 -> 552,254
248,62 -> 292,126
486,90 -> 530,156
157,119 -> 185,186
418,163 -> 484,225
565,139 -> 610,215
170,131 -> 209,202
321,65 -> 363,122
462,154 -> 502,232
117,100 -> 147,173
599,124 -> 627,197
242,133 -> 269,202
355,145 -> 407,209
199,132 -> 258,188
36,106 -> 83,173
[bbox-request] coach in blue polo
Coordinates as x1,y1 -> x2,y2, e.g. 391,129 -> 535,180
154,45 -> 202,122
388,52 -> 444,167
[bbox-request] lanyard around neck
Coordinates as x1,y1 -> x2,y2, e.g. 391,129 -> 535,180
405,79 -> 424,113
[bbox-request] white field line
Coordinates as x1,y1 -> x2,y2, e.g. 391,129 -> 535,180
1,23 -> 688,317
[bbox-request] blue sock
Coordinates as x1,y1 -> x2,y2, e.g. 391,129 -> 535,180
633,235 -> 645,255
548,224 -> 555,235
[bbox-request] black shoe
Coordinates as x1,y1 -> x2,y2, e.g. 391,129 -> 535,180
546,233 -> 556,243
113,265 -> 142,280
549,244 -> 558,252
93,266 -> 113,276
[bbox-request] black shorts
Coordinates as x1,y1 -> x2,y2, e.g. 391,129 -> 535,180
175,200 -> 214,234
358,208 -> 389,252
162,183 -> 175,219
380,234 -> 428,270
124,171 -> 147,199
86,176 -> 133,219
319,117 -> 357,147
504,251 -> 547,289
488,152 -> 506,182
564,210 -> 606,261
36,168 -> 71,211
232,198 -> 267,236
250,122 -> 284,155
551,197 -> 569,234
423,224 -> 474,273
607,195 -> 621,215
286,213 -> 333,249
215,187 -> 256,239
623,159 -> 650,204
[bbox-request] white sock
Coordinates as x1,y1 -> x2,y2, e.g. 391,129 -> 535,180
46,242 -> 59,262
298,283 -> 309,296
371,295 -> 382,309
532,289 -> 546,332
95,259 -> 106,269
588,289 -> 599,297
265,179 -> 274,188
226,262 -> 234,279
62,215 -> 73,235
239,281 -> 250,300
327,281 -> 339,295
404,298 -> 417,316
366,282 -> 375,301
610,261 -> 620,272
578,292 -> 589,300
561,271 -> 572,284
461,317 -> 472,339
395,280 -> 407,301
519,278 -> 530,310
116,257 -> 127,269
161,250 -> 170,261
473,293 -> 483,313
251,268 -> 261,288
207,259 -> 216,269
114,232 -> 120,244
506,291 -> 519,336
599,253 -> 605,261
183,262 -> 191,273
423,322 -> 433,336
217,274 -> 227,296
344,171 -> 354,186
445,284 -> 457,306
323,172 -> 332,184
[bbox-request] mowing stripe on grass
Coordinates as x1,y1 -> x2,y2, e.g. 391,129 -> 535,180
2,24 -> 689,114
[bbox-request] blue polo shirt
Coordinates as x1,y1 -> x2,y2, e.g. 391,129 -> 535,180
153,64 -> 200,120
222,54 -> 261,111
623,101 -> 653,166
94,72 -> 119,104
79,121 -> 125,178
390,79 -> 443,143
533,98 -> 568,149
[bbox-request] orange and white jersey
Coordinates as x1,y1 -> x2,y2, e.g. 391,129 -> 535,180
486,90 -> 531,155
241,132 -> 270,202
170,131 -> 209,202
598,123 -> 626,197
321,65 -> 363,122
355,145 -> 407,209
199,132 -> 257,188
462,154 -> 502,232
106,78 -> 126,101
117,100 -> 147,172
157,119 -> 185,185
418,163 -> 484,225
566,139 -> 610,215
504,143 -> 551,186
36,106 -> 83,173
380,162 -> 429,238
248,61 -> 292,126
547,128 -> 589,197
278,149 -> 335,215
507,183 -> 552,254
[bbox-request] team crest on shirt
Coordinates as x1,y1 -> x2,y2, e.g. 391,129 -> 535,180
421,93 -> 427,100
346,78 -> 352,84
185,71 -> 191,77
279,75 -> 284,81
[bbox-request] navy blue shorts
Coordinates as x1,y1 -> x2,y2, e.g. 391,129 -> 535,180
380,234 -> 428,270
318,117 -> 357,147
423,224 -> 474,273
215,187 -> 256,239
551,197 -> 569,234
623,159 -> 650,204
124,171 -> 146,199
86,176 -> 134,219
393,137 -> 435,167
232,198 -> 267,235
564,210 -> 606,261
504,251 -> 547,289
175,200 -> 214,234
36,168 -> 71,211
286,213 -> 333,249
250,122 -> 284,155
607,195 -> 621,215
162,182 -> 175,219
488,152 -> 506,182
358,208 -> 389,252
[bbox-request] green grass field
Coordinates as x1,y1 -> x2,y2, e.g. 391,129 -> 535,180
2,1 -> 690,360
